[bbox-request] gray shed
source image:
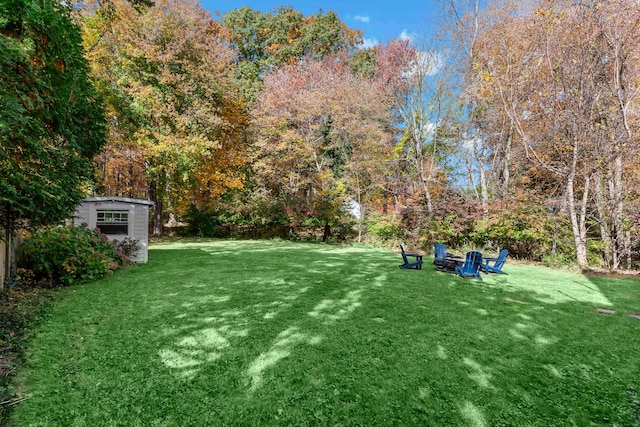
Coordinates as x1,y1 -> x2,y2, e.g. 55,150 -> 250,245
72,196 -> 154,263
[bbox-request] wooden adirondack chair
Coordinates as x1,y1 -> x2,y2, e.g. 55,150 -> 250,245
399,244 -> 423,269
433,243 -> 459,271
455,251 -> 483,280
481,249 -> 509,274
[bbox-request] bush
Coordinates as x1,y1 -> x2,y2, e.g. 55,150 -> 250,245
542,252 -> 576,267
114,237 -> 141,261
428,214 -> 472,249
366,214 -> 404,242
185,206 -> 222,237
21,225 -> 124,286
183,187 -> 357,242
469,200 -> 574,261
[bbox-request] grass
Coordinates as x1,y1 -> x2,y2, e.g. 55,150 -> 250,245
0,282 -> 58,423
9,239 -> 640,426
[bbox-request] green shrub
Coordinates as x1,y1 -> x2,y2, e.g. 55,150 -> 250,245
428,214 -> 470,248
366,214 -> 404,242
541,252 -> 576,267
185,206 -> 221,237
469,202 -> 575,261
22,225 -> 123,286
184,189 -> 356,241
586,239 -> 606,268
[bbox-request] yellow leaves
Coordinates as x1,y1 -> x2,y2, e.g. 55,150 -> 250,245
480,70 -> 492,83
265,43 -> 282,53
535,8 -> 553,17
82,0 -> 251,212
471,60 -> 483,71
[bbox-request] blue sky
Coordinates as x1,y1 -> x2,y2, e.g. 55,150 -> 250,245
199,0 -> 444,46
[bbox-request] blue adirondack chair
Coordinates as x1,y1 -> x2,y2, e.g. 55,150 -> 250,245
481,249 -> 509,274
434,243 -> 459,271
399,244 -> 423,269
455,251 -> 483,280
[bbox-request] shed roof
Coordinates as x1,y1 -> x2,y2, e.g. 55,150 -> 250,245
83,196 -> 155,206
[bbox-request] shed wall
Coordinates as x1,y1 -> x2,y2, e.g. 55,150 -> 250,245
73,204 -> 91,226
72,200 -> 150,263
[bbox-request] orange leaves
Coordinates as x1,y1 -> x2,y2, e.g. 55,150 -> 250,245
83,0 -> 250,221
459,0 -> 640,265
52,58 -> 65,72
252,52 -> 395,215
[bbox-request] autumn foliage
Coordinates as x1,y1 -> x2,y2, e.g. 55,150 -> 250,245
66,0 -> 640,269
80,0 -> 249,234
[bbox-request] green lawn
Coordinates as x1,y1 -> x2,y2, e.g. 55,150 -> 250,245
11,240 -> 640,426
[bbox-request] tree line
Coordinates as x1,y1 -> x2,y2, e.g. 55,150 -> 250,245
2,0 -> 639,272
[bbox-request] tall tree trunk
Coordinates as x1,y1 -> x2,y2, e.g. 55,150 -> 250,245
567,179 -> 589,268
593,172 -> 612,268
148,182 -> 164,237
566,145 -> 589,267
153,199 -> 164,237
355,187 -> 364,243
501,120 -> 513,199
393,194 -> 400,217
624,231 -> 631,270
475,138 -> 489,220
606,14 -> 636,270
419,177 -> 434,220
465,152 -> 478,199
414,143 -> 434,219
322,222 -> 331,242
609,155 -> 624,270
2,223 -> 11,291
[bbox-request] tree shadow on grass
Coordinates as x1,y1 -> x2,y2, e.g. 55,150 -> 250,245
162,244 -> 638,423
423,263 -> 640,426
16,241 -> 640,426
147,242 -> 395,387
147,242 -> 640,425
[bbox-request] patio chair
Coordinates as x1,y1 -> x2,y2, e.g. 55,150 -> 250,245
455,251 -> 483,280
481,249 -> 509,274
399,244 -> 423,269
433,243 -> 459,271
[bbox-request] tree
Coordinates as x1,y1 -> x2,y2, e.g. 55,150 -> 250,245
1,0 -> 106,284
462,0 -> 640,268
442,0 -> 523,219
251,54 -> 396,240
589,0 -> 640,269
80,0 -> 249,235
368,37 -> 458,223
221,6 -> 362,101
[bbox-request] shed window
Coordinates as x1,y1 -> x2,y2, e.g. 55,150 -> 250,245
96,210 -> 129,235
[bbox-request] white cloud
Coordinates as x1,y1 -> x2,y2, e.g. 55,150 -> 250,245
399,29 -> 414,41
359,38 -> 380,49
354,15 -> 370,23
410,122 -> 437,145
402,51 -> 444,78
461,135 -> 483,152
462,137 -> 478,152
